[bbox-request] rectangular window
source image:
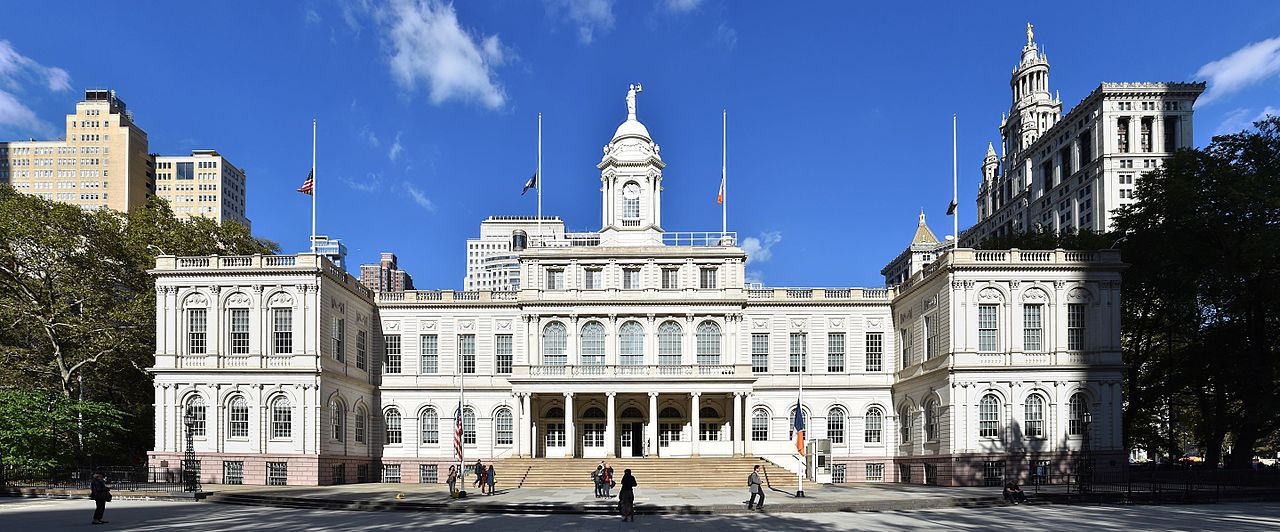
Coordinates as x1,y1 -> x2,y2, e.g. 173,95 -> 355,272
272,308 -> 292,355
382,464 -> 401,483
789,333 -> 807,373
546,269 -> 564,290
659,423 -> 681,447
827,332 -> 845,373
419,464 -> 438,484
267,462 -> 288,486
1117,117 -> 1131,153
331,318 -> 345,362
623,268 -> 640,289
384,334 -> 402,374
1164,117 -> 1178,152
866,463 -> 885,482
229,308 -> 249,355
584,268 -> 601,290
899,463 -> 912,484
865,332 -> 883,372
1024,304 -> 1044,352
1067,303 -> 1085,350
661,268 -> 678,289
459,334 -> 476,374
924,316 -> 936,358
356,330 -> 368,370
420,334 -> 438,373
900,328 -> 912,368
229,403 -> 249,438
583,423 -> 605,447
983,461 -> 1005,487
1031,460 -> 1051,485
545,423 -> 565,447
751,333 -> 769,373
1140,117 -> 1153,152
187,308 -> 207,355
699,423 -> 721,441
332,464 -> 347,485
924,464 -> 939,485
223,461 -> 244,485
978,305 -> 999,352
699,267 -> 717,289
495,334 -> 513,374
832,464 -> 847,483
357,464 -> 369,483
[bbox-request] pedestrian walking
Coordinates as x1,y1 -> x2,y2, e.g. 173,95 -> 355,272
90,472 -> 112,525
592,464 -> 604,498
618,469 -> 637,521
602,461 -> 614,498
487,464 -> 496,495
447,465 -> 458,498
473,459 -> 484,488
747,465 -> 764,510
478,463 -> 490,494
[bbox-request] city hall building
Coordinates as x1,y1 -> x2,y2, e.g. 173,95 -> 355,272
147,34 -> 1149,487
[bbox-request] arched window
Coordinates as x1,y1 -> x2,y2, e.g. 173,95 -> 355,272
1068,393 -> 1089,436
420,407 -> 439,444
1025,394 -> 1045,438
751,408 -> 769,441
827,407 -> 846,444
620,407 -> 643,418
385,408 -> 402,444
583,407 -> 606,419
227,396 -> 249,438
619,321 -> 644,366
330,399 -> 345,441
271,396 -> 292,439
659,407 -> 682,418
979,394 -> 1000,438
184,395 -> 206,437
658,321 -> 683,365
581,322 -> 605,366
355,406 -> 367,443
546,407 -> 565,419
495,407 -> 513,446
924,400 -> 938,442
543,322 -> 567,365
899,406 -> 912,443
622,181 -> 640,220
699,406 -> 720,419
462,407 -> 476,444
865,407 -> 883,443
696,321 -> 721,365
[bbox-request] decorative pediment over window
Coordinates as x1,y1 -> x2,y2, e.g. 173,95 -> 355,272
183,292 -> 209,308
1021,287 -> 1049,303
267,292 -> 294,307
977,287 -> 1004,303
866,317 -> 884,330
225,291 -> 251,307
1066,287 -> 1092,303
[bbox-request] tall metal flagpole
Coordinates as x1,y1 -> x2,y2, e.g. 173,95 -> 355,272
311,119 -> 317,252
459,347 -> 465,490
537,113 -> 542,243
952,114 -> 958,244
797,346 -> 805,498
722,109 -> 727,235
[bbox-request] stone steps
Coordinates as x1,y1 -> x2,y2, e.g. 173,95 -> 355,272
489,457 -> 785,488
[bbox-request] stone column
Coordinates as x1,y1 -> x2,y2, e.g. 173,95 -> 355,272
520,392 -> 532,457
606,391 -> 617,458
690,392 -> 701,457
733,392 -> 744,456
563,392 -> 575,458
648,392 -> 659,457
743,392 -> 754,456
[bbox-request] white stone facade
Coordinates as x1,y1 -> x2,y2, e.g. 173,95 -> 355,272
149,87 -> 1126,487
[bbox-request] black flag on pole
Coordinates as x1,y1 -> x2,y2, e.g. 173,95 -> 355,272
946,200 -> 957,216
522,172 -> 538,195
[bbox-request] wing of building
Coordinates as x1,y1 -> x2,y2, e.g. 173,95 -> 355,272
149,77 -> 1128,488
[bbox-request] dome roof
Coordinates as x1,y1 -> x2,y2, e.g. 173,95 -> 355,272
612,118 -> 651,143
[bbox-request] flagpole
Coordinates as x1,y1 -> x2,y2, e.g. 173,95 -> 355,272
952,113 -> 958,245
798,346 -> 805,498
537,112 -> 542,244
459,347 -> 465,490
721,108 -> 727,236
311,119 -> 317,253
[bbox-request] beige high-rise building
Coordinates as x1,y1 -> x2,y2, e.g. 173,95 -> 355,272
0,89 -> 153,212
154,150 -> 250,229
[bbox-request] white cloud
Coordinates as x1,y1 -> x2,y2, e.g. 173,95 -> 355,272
389,131 -> 403,161
715,23 -> 737,50
740,231 -> 782,265
341,171 -> 382,193
0,90 -> 51,136
1215,106 -> 1280,135
1258,106 -> 1280,121
545,0 -> 615,44
380,0 -> 507,109
304,8 -> 322,26
661,0 -> 702,13
0,40 -> 69,135
1194,36 -> 1280,106
359,124 -> 380,147
744,269 -> 764,286
402,181 -> 436,212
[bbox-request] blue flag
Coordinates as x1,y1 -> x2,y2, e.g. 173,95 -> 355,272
522,172 -> 538,195
793,403 -> 806,455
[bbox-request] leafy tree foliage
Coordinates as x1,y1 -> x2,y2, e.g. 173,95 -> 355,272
0,189 -> 274,465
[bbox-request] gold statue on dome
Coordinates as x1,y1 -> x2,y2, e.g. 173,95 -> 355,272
1026,22 -> 1034,45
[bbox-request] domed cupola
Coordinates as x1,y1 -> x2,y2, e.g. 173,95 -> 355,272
599,83 -> 666,246
600,83 -> 665,167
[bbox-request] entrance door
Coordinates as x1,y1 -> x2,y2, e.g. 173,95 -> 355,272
630,423 -> 644,457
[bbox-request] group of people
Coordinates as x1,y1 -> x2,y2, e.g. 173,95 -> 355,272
446,460 -> 498,498
591,461 -> 614,498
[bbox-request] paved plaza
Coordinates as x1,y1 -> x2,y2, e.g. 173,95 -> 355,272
4,497 -> 1280,531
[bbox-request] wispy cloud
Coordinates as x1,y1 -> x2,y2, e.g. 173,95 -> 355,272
359,124 -> 380,147
379,0 -> 507,109
304,7 -> 322,26
389,131 -> 403,161
0,40 -> 70,135
660,0 -> 702,13
402,181 -> 436,211
341,172 -> 383,193
1215,106 -> 1280,135
741,231 -> 782,264
715,23 -> 737,50
745,270 -> 764,286
1194,36 -> 1280,106
544,0 -> 615,44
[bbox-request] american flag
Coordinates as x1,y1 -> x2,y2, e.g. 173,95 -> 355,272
297,169 -> 314,195
453,404 -> 464,461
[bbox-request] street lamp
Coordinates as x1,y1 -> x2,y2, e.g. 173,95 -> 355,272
1078,411 -> 1093,494
182,409 -> 200,493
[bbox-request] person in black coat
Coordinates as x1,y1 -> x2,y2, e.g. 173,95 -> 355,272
90,472 -> 112,525
618,469 -> 637,521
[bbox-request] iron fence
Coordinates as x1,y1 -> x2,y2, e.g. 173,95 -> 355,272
1030,466 -> 1280,504
2,465 -> 186,492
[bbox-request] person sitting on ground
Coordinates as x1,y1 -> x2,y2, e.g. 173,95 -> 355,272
1003,481 -> 1027,504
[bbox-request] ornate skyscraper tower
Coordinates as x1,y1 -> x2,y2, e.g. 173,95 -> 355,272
599,83 -> 666,246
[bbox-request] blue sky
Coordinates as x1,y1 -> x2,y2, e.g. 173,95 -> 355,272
1,1 -> 1278,288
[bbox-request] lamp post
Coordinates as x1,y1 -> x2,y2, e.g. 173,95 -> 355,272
1078,411 -> 1093,494
182,410 -> 200,493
